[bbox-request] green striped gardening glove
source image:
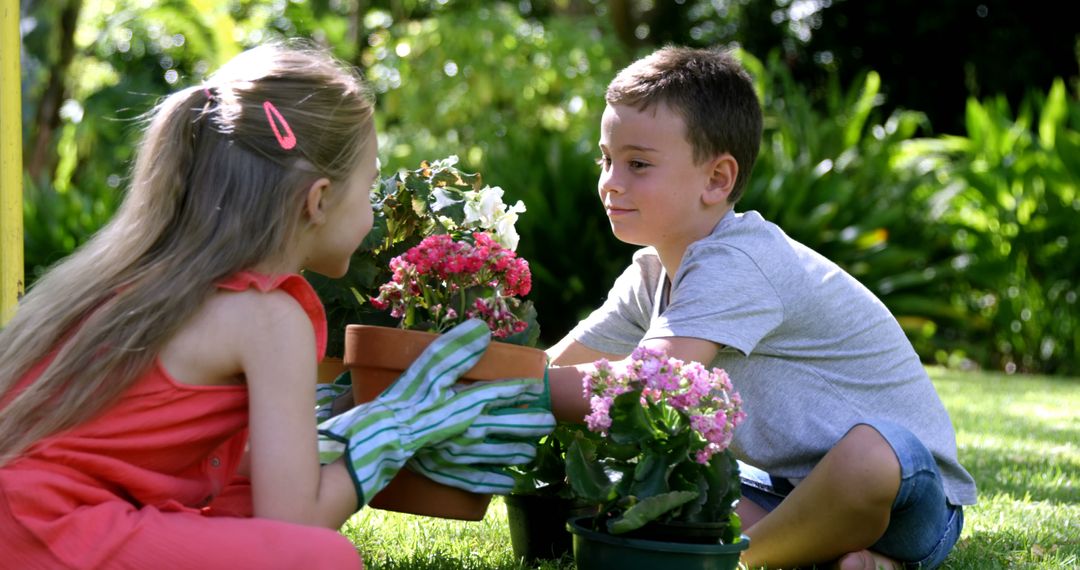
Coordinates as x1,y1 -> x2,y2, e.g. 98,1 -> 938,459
406,369 -> 556,494
408,451 -> 525,495
316,320 -> 548,509
314,371 -> 351,423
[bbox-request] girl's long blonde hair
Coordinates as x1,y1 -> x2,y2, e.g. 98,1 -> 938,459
0,43 -> 375,466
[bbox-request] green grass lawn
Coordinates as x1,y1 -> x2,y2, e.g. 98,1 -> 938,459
341,366 -> 1079,569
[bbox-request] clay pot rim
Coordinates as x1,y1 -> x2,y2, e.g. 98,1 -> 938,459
343,324 -> 548,381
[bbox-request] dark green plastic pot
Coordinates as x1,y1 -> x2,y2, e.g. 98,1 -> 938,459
567,516 -> 749,570
505,493 -> 574,562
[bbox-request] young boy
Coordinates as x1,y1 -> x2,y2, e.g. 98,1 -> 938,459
546,46 -> 976,569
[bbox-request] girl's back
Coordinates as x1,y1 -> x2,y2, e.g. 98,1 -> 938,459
0,272 -> 364,568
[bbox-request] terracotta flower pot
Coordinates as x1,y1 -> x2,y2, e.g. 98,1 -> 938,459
344,324 -> 548,520
316,357 -> 348,384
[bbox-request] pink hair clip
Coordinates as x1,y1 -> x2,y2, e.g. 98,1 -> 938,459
262,100 -> 297,150
203,86 -> 213,100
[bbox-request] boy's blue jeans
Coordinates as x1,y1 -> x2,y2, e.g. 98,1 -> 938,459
739,419 -> 964,569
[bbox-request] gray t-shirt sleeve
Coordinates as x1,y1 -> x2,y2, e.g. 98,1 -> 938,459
645,244 -> 784,355
570,249 -> 659,356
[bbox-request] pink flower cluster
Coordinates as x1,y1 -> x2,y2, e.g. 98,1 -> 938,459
582,346 -> 745,464
370,232 -> 532,338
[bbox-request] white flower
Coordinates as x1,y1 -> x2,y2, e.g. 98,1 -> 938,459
495,212 -> 521,250
493,200 -> 525,250
464,185 -> 506,228
461,185 -> 526,250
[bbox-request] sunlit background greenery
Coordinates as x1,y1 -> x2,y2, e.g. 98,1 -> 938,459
17,0 -> 1080,375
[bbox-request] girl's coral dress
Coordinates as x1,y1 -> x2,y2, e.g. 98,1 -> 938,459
0,272 -> 362,569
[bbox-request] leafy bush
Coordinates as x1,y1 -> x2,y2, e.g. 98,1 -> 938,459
741,51 -> 1080,375
741,52 -> 1080,375
905,80 -> 1080,374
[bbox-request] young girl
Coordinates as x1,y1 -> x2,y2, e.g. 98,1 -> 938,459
0,44 -> 551,568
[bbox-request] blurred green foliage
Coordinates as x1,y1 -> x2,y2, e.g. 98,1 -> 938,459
905,82 -> 1080,374
17,0 -> 1080,374
355,2 -> 637,350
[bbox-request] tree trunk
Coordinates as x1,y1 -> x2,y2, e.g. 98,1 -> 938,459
26,0 -> 82,184
606,0 -> 638,50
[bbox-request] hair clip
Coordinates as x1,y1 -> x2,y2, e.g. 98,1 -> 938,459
262,100 -> 297,150
203,86 -> 214,100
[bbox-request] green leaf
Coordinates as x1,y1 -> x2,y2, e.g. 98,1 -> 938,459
628,449 -> 669,499
662,423 -> 692,464
600,440 -> 640,461
607,491 -> 699,534
1039,78 -> 1067,148
608,391 -> 657,445
844,70 -> 881,148
701,453 -> 740,521
565,438 -> 615,503
668,462 -> 708,520
725,511 -> 743,544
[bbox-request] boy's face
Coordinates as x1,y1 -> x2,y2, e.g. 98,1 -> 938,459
597,102 -> 724,255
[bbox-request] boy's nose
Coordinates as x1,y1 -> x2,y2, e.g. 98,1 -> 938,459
599,169 -> 622,194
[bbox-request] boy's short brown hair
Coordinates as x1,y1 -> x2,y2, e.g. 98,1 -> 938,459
606,45 -> 763,203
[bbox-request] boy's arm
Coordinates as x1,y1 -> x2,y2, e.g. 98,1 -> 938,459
546,333 -> 721,423
547,333 -> 627,422
639,336 -> 722,369
546,333 -> 626,366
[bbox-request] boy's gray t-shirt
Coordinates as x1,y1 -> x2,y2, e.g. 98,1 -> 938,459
571,210 -> 977,506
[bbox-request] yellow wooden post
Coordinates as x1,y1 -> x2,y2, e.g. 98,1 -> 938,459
1,0 -> 24,324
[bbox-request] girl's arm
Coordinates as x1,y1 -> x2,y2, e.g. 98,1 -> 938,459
233,289 -> 358,528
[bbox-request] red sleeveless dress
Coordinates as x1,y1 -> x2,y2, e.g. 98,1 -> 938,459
0,272 -> 362,569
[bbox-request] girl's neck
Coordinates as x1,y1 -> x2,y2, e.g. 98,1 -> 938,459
251,234 -> 311,275
250,252 -> 303,276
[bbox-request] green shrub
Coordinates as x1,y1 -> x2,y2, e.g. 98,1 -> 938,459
907,80 -> 1080,375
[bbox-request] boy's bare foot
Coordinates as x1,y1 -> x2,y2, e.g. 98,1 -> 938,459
836,549 -> 902,570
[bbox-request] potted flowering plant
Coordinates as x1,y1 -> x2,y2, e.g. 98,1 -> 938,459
311,157 -> 546,520
368,231 -> 532,338
306,155 -> 538,359
564,347 -> 749,569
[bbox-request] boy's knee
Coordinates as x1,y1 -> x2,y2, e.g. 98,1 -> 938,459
826,424 -> 902,512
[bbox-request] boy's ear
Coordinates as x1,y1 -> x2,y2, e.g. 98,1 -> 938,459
702,153 -> 738,207
304,177 -> 333,224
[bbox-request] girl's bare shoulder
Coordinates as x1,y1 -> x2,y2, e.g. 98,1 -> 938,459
159,288 -> 315,387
